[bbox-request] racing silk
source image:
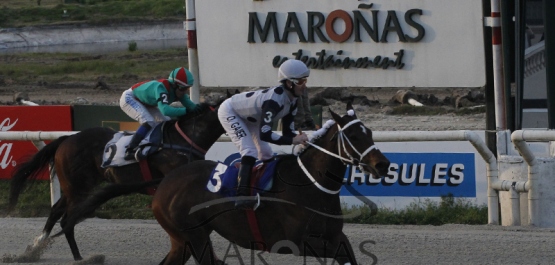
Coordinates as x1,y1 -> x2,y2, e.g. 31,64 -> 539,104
131,79 -> 197,117
227,86 -> 297,145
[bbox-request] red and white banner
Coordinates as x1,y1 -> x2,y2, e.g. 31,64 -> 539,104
0,106 -> 72,180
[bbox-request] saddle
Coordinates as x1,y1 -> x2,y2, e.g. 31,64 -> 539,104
101,124 -> 162,168
207,158 -> 279,197
101,122 -> 204,168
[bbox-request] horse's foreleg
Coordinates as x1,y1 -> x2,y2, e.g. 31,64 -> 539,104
329,232 -> 358,265
60,214 -> 83,261
32,196 -> 67,248
183,232 -> 217,265
160,238 -> 189,265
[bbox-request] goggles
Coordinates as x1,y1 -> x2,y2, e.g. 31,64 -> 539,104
176,86 -> 191,91
293,78 -> 308,86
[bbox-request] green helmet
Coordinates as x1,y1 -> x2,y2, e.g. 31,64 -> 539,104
168,67 -> 194,88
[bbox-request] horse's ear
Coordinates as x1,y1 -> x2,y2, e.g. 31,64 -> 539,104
234,89 -> 241,95
215,95 -> 226,106
329,108 -> 346,127
345,101 -> 357,118
346,101 -> 354,112
226,90 -> 232,98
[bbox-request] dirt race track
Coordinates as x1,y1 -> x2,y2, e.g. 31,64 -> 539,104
2,218 -> 555,265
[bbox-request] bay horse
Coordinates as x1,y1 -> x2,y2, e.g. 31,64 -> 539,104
66,103 -> 390,264
7,96 -> 228,261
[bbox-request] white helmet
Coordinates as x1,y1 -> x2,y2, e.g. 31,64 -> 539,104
278,59 -> 310,83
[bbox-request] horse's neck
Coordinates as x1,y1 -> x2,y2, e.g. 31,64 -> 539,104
301,133 -> 347,187
174,118 -> 223,150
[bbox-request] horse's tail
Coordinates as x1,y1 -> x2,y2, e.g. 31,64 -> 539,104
7,135 -> 71,213
51,178 -> 163,238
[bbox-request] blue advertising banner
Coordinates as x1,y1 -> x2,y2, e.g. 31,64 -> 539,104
220,152 -> 476,197
342,153 -> 476,197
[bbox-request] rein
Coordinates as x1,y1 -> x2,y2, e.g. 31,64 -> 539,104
297,119 -> 378,194
174,120 -> 207,155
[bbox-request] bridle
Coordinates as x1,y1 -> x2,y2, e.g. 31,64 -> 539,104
296,118 -> 379,194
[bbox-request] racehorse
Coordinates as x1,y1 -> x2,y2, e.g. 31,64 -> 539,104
66,102 -> 390,265
7,95 -> 229,261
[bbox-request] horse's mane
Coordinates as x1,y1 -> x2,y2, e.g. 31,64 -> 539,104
272,120 -> 337,169
290,119 -> 337,155
177,102 -> 214,123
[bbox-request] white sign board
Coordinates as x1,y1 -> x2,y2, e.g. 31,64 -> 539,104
195,0 -> 485,88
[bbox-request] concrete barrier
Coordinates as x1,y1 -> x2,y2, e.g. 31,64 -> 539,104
0,21 -> 185,49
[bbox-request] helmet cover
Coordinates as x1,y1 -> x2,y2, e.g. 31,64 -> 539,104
278,59 -> 310,83
168,67 -> 194,87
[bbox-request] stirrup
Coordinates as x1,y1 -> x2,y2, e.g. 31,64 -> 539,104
234,194 -> 260,211
253,193 -> 260,211
124,148 -> 138,161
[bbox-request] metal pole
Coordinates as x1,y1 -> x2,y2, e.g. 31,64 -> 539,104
491,0 -> 507,131
515,0 -> 526,130
483,0 -> 498,157
543,0 -> 555,128
185,0 -> 200,103
500,0 -> 515,131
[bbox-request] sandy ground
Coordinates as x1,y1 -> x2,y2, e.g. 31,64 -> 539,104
1,217 -> 555,265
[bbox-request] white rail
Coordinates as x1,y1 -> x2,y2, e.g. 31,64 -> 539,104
0,131 -> 231,142
510,130 -> 555,226
1,130 -> 500,224
372,130 -> 500,225
0,131 -> 231,205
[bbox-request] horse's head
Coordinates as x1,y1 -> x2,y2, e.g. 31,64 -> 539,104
328,102 -> 390,178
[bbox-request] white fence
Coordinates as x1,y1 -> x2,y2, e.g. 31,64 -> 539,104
6,130 -> 555,226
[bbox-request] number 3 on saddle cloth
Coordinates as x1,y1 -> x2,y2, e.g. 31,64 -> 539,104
101,122 -> 167,168
206,158 -> 279,197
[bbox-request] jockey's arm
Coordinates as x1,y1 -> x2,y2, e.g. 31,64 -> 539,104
259,100 -> 294,145
280,111 -> 296,138
179,94 -> 199,111
157,92 -> 187,117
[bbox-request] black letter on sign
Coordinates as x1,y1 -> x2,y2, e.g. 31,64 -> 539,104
282,12 -> 307,43
248,12 -> 281,43
405,9 -> 425,42
353,10 -> 379,43
380,10 -> 407,43
307,12 -> 329,43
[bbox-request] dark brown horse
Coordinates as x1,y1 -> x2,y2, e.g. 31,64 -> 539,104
7,97 -> 228,261
151,103 -> 389,265
68,103 -> 390,264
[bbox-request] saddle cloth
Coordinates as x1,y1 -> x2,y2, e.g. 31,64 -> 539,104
101,123 -> 164,168
206,158 -> 279,197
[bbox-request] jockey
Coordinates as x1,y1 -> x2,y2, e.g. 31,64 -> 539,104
217,59 -> 310,210
120,67 -> 200,160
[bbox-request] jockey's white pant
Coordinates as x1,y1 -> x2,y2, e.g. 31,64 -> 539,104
218,99 -> 273,161
120,88 -> 170,127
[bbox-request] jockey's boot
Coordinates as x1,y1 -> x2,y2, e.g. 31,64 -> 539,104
235,156 -> 257,210
124,123 -> 152,160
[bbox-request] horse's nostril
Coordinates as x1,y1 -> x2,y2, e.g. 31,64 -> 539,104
375,161 -> 390,175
